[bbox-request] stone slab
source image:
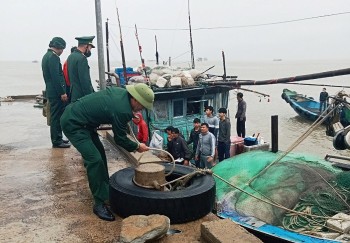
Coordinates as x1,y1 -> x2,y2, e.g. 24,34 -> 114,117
201,218 -> 263,243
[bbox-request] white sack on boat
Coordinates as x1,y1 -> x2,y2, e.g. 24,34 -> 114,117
137,66 -> 152,75
155,77 -> 168,88
188,69 -> 202,79
149,73 -> 160,85
170,77 -> 182,87
128,76 -> 147,84
151,66 -> 173,76
162,73 -> 173,82
176,71 -> 195,86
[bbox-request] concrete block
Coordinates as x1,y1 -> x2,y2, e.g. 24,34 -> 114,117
201,218 -> 262,243
327,213 -> 350,233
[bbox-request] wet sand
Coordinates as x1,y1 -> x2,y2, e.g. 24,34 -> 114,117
0,100 -> 219,242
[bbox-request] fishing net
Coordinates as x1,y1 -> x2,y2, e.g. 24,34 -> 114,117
213,150 -> 350,233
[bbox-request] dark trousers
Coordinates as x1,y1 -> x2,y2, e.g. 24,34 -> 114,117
236,117 -> 246,138
320,101 -> 327,113
218,141 -> 230,162
49,98 -> 65,145
61,106 -> 109,206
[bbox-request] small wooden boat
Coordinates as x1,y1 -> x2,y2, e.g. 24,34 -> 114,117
282,88 -> 322,121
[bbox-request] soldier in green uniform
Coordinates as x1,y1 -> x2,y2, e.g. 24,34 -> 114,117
41,37 -> 70,148
67,36 -> 95,102
60,83 -> 154,221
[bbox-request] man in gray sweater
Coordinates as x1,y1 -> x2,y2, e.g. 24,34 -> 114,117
195,123 -> 216,169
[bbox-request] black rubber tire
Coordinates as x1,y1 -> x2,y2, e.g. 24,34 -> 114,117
109,163 -> 216,224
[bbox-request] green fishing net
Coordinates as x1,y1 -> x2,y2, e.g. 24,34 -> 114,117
213,150 -> 350,232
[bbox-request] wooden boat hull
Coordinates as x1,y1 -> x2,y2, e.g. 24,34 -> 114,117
282,88 -> 321,122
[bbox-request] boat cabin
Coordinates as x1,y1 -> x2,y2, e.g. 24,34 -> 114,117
145,85 -> 231,147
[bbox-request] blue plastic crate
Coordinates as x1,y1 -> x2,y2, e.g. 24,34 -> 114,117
114,67 -> 139,85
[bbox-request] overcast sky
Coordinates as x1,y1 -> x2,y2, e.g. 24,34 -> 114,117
1,0 -> 349,63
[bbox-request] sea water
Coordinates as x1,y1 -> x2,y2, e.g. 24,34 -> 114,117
0,59 -> 350,157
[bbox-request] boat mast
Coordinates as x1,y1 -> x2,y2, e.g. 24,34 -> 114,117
155,35 -> 159,65
116,6 -> 128,84
188,0 -> 195,69
222,51 -> 227,81
135,24 -> 148,79
105,18 -> 111,78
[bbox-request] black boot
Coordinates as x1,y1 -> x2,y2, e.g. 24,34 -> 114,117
52,143 -> 71,148
93,204 -> 115,221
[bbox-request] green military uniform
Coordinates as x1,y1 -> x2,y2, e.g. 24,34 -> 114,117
67,36 -> 95,102
41,37 -> 67,146
60,87 -> 140,206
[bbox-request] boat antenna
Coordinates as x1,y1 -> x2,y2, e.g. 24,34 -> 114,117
222,50 -> 227,81
188,0 -> 195,69
155,35 -> 159,65
116,5 -> 128,84
105,18 -> 111,78
135,24 -> 148,80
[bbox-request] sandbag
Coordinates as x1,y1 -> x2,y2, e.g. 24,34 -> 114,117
128,76 -> 147,84
170,77 -> 182,87
156,77 -> 168,88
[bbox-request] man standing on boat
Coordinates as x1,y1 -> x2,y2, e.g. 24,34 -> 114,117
60,83 -> 154,221
204,106 -> 219,162
235,92 -> 246,138
67,36 -> 95,102
319,87 -> 329,113
187,118 -> 201,167
204,106 -> 219,139
195,123 -> 216,169
41,37 -> 70,148
217,108 -> 231,162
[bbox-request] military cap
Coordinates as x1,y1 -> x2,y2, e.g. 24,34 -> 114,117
126,83 -> 154,110
75,36 -> 95,48
49,37 -> 66,49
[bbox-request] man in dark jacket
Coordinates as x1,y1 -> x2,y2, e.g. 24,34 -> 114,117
187,118 -> 201,167
217,108 -> 231,162
41,37 -> 70,148
235,92 -> 247,138
60,83 -> 154,221
67,36 -> 95,102
319,87 -> 329,113
168,128 -> 192,166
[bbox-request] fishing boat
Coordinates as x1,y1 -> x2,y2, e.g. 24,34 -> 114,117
281,89 -> 350,130
214,150 -> 350,242
281,88 -> 321,122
